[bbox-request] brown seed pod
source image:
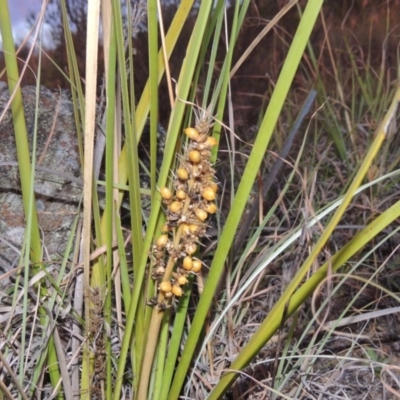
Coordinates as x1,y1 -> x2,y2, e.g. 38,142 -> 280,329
200,150 -> 211,159
189,150 -> 201,164
172,284 -> 183,297
184,127 -> 200,140
182,256 -> 193,271
204,202 -> 217,214
195,208 -> 208,222
201,187 -> 216,201
160,187 -> 172,200
155,266 -> 166,275
147,297 -> 158,307
192,260 -> 202,273
190,164 -> 200,178
177,168 -> 189,180
152,265 -> 166,279
157,301 -> 168,311
154,249 -> 165,260
159,281 -> 172,293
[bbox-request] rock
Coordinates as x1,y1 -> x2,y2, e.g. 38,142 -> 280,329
0,84 -> 81,280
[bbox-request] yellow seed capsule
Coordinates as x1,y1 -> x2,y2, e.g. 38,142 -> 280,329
202,187 -> 216,201
204,202 -> 217,214
182,256 -> 193,271
195,208 -> 208,221
165,291 -> 173,298
189,224 -> 200,234
177,275 -> 189,285
156,234 -> 169,249
184,127 -> 200,140
208,182 -> 218,193
205,136 -> 218,147
176,189 -> 187,200
185,243 -> 197,255
181,224 -> 191,235
161,224 -> 170,233
172,284 -> 183,297
160,187 -> 172,200
192,260 -> 202,273
189,150 -> 201,164
169,201 -> 182,213
177,168 -> 189,180
159,281 -> 172,293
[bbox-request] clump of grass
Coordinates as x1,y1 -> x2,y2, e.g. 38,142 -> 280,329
2,0 -> 400,399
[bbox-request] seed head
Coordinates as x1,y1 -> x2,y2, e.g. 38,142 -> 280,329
151,118 -> 217,304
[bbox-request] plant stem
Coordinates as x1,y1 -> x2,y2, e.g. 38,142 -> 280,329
136,309 -> 165,399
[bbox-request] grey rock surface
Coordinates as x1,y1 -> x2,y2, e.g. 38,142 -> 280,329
0,84 -> 81,277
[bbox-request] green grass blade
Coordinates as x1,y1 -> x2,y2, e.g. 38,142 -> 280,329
0,0 -> 41,268
103,17 -> 117,397
59,0 -> 85,165
148,0 -> 158,198
157,281 -> 193,400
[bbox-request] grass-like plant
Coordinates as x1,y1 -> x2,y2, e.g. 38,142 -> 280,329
1,0 -> 400,399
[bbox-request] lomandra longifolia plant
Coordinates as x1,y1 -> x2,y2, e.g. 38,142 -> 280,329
138,112 -> 219,398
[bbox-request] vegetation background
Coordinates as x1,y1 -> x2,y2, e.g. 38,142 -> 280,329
0,0 -> 400,399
